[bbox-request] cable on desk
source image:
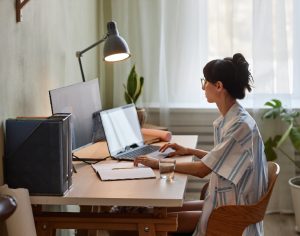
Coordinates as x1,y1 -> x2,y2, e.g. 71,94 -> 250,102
72,154 -> 111,165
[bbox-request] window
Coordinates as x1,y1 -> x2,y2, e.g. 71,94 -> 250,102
109,0 -> 299,108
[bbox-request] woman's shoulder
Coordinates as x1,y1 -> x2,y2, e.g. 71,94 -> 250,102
226,110 -> 251,126
231,104 -> 256,129
223,113 -> 256,140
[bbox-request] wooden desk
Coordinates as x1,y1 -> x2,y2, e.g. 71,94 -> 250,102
31,135 -> 198,236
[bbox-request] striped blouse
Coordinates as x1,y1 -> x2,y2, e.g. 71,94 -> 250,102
193,102 -> 268,236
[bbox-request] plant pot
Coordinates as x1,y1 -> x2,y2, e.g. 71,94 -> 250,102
136,107 -> 147,127
289,176 -> 300,232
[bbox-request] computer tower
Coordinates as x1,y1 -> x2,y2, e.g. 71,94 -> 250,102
4,114 -> 72,195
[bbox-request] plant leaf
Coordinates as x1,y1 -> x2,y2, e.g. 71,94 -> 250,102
124,65 -> 145,104
264,101 -> 276,108
133,76 -> 144,103
290,127 -> 300,152
276,122 -> 293,148
291,111 -> 300,118
127,65 -> 137,98
264,99 -> 281,108
123,84 -> 133,104
264,137 -> 278,161
280,112 -> 293,123
272,99 -> 282,107
262,109 -> 278,119
124,91 -> 133,104
262,99 -> 283,120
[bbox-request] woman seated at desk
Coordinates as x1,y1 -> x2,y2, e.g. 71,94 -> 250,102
134,53 -> 268,236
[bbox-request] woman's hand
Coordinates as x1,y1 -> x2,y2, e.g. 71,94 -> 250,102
159,143 -> 189,157
134,156 -> 159,169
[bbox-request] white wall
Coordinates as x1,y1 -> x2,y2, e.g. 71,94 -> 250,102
0,0 -> 100,185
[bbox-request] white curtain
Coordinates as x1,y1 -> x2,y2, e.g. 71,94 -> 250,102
109,0 -> 298,212
110,0 -> 298,107
110,0 -> 208,126
251,0 -> 296,213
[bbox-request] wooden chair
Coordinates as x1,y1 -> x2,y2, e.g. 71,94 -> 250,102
204,161 -> 280,236
0,194 -> 17,221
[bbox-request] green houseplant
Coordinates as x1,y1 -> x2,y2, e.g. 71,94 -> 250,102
123,65 -> 146,125
123,65 -> 144,105
262,99 -> 300,168
262,98 -> 300,232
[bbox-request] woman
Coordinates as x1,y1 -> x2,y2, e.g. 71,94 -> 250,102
134,53 -> 268,236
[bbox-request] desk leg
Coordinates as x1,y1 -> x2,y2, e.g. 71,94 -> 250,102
76,206 -> 90,236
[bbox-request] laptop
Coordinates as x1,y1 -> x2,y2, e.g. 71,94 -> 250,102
100,104 -> 172,161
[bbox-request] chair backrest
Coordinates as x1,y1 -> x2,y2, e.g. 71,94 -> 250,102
0,185 -> 37,236
0,194 -> 17,221
205,162 -> 280,236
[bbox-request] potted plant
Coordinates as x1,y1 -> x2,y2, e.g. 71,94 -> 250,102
262,98 -> 300,232
123,65 -> 146,126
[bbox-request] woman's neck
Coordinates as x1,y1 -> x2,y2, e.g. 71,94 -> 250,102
216,96 -> 236,116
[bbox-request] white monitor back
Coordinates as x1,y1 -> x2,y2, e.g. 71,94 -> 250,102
49,79 -> 102,150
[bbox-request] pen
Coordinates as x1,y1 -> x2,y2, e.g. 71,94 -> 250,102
112,167 -> 136,170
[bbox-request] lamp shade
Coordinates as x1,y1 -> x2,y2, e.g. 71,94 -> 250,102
76,21 -> 131,82
103,21 -> 131,62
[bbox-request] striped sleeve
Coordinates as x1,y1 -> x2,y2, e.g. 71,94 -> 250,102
201,122 -> 252,185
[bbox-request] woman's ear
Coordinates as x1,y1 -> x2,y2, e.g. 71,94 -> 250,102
215,81 -> 223,90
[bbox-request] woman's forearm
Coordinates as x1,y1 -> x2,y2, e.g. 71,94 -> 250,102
175,161 -> 211,178
186,148 -> 208,159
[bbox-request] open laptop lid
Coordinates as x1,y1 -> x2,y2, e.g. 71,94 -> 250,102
100,104 -> 144,157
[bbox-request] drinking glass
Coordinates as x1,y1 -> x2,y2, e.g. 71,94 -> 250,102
159,158 -> 176,181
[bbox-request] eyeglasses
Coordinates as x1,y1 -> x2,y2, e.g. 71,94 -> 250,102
200,78 -> 207,89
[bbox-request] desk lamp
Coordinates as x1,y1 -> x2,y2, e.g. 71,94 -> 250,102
76,21 -> 131,82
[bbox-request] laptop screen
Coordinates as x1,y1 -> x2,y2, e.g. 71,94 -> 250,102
100,104 -> 144,157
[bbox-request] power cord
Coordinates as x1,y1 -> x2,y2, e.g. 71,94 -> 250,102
72,153 -> 111,165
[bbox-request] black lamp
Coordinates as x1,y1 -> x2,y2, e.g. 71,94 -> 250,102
76,21 -> 131,82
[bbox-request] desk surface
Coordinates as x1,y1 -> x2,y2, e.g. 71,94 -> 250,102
30,135 -> 198,208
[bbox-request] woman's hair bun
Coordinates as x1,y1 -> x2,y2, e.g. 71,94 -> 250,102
232,53 -> 252,96
232,53 -> 246,65
224,53 -> 253,98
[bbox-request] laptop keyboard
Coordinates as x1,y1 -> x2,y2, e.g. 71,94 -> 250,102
115,145 -> 160,160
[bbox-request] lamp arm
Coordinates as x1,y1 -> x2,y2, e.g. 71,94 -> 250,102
77,56 -> 86,82
76,34 -> 108,57
76,34 -> 108,82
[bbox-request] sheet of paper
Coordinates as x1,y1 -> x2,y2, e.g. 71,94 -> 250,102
148,147 -> 174,158
91,162 -> 156,181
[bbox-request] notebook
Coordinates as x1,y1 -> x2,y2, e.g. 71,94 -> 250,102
91,162 -> 156,181
100,104 -> 173,161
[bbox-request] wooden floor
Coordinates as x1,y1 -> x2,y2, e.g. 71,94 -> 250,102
264,213 -> 300,236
